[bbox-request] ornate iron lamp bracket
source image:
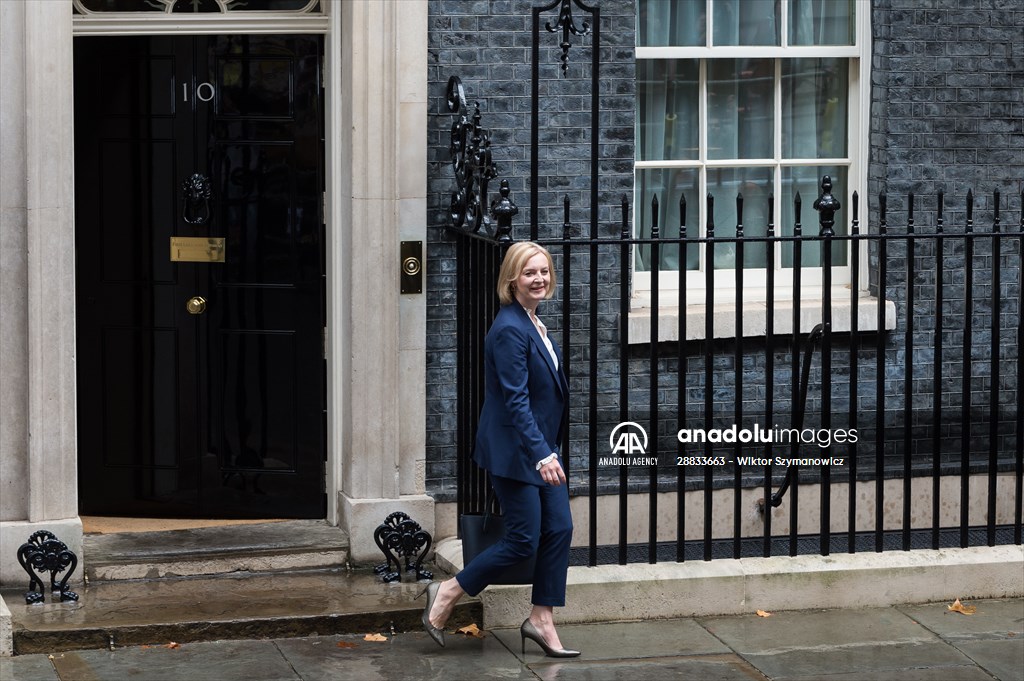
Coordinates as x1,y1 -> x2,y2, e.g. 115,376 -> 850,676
16,531 -> 79,604
544,0 -> 592,74
447,76 -> 499,234
373,512 -> 433,583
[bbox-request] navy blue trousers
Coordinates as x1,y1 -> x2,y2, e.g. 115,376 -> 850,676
456,474 -> 573,606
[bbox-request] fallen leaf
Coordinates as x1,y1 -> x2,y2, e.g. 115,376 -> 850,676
166,642 -> 181,649
363,633 -> 388,642
756,610 -> 772,618
336,641 -> 359,649
140,645 -> 152,650
457,623 -> 487,638
947,599 -> 977,616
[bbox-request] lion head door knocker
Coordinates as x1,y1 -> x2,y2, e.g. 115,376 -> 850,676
182,173 -> 212,225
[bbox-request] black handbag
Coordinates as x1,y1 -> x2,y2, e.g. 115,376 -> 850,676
459,489 -> 537,585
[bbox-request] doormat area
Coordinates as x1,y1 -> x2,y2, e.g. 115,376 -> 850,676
81,516 -> 288,534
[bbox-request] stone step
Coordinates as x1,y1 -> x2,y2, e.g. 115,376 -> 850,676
4,568 -> 478,654
83,520 -> 350,581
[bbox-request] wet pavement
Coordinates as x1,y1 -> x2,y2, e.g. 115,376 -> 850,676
2,569 -> 480,654
3,598 -> 1021,681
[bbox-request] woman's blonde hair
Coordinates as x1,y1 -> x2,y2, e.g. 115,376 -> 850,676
496,242 -> 557,306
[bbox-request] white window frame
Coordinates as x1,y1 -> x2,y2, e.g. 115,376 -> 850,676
633,1 -> 876,331
72,0 -> 328,33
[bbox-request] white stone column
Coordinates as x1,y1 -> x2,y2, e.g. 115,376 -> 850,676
335,0 -> 431,563
0,0 -> 81,586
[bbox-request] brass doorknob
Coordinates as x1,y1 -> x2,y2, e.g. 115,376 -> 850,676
186,296 -> 207,315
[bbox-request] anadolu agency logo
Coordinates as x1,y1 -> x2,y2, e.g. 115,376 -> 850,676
599,422 -> 658,466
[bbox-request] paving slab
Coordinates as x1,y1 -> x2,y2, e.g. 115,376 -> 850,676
527,654 -> 767,681
898,599 -> 1024,641
490,618 -> 730,662
699,607 -> 936,652
274,632 -> 534,681
742,640 -> 978,679
0,653 -> 60,681
772,665 -> 997,681
699,607 -> 976,679
952,639 -> 1024,681
48,640 -> 299,681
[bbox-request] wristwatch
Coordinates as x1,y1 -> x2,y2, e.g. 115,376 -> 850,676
536,453 -> 558,470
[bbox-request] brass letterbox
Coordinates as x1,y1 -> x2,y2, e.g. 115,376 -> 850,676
169,237 -> 225,263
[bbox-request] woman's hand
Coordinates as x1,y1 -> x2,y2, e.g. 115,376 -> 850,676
540,459 -> 566,486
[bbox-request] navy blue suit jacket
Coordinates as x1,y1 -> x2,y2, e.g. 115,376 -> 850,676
473,300 -> 568,485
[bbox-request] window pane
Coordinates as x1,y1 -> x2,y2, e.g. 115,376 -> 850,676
789,0 -> 854,46
637,60 -> 699,162
707,167 -> 773,269
782,58 -> 848,159
637,0 -> 706,47
780,166 -> 848,267
225,0 -> 319,9
713,0 -> 779,46
635,168 -> 700,272
708,59 -> 773,160
76,0 -> 318,10
77,0 -> 165,10
172,0 -> 223,11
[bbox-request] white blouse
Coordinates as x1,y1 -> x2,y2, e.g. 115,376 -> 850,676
530,312 -> 558,371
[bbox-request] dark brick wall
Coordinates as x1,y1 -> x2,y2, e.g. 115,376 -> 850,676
426,0 -> 1023,502
870,0 -> 1024,205
427,0 -> 636,501
865,0 -> 1023,483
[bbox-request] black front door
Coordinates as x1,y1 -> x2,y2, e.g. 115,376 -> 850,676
74,35 -> 325,518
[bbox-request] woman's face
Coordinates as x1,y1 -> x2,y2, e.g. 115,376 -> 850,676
514,251 -> 550,310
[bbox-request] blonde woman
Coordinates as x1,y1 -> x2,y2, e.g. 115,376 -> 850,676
421,242 -> 577,657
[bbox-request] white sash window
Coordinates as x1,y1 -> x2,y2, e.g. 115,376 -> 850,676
635,0 -> 871,310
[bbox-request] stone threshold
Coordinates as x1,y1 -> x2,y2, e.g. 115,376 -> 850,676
84,520 -> 350,581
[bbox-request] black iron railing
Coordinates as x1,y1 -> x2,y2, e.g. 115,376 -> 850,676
443,0 -> 1021,564
448,178 -> 1024,564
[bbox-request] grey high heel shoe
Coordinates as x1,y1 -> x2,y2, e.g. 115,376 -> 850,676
417,581 -> 446,647
520,618 -> 580,658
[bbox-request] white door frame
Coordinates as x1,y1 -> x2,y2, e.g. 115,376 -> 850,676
67,2 -> 433,556
72,7 -> 340,520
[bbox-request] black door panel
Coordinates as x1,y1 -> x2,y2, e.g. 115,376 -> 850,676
75,35 -> 325,518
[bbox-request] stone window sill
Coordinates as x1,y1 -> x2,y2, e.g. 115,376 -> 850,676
627,290 -> 896,343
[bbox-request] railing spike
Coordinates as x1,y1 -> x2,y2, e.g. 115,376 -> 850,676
813,175 -> 840,238
621,194 -> 630,239
706,193 -> 715,236
851,190 -> 859,235
679,193 -> 687,237
993,189 -> 1000,233
652,193 -> 660,239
